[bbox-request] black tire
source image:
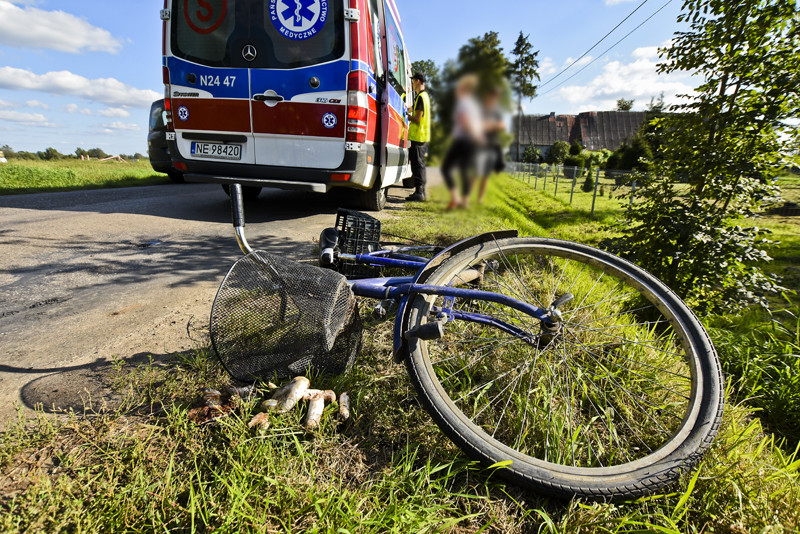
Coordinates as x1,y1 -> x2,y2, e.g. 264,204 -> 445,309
403,237 -> 724,500
357,182 -> 387,211
167,170 -> 185,184
221,184 -> 262,200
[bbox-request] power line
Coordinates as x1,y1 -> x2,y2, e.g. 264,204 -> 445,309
538,0 -> 674,98
538,0 -> 652,89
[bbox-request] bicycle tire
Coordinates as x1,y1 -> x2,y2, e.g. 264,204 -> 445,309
403,237 -> 723,500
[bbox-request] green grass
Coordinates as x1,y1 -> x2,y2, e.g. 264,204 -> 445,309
385,173 -> 619,247
0,159 -> 170,195
1,172 -> 799,532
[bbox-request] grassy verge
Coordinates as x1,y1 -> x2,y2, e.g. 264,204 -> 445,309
0,159 -> 170,195
1,173 -> 799,532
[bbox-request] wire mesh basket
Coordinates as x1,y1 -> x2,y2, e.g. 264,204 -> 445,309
210,250 -> 362,382
335,208 -> 382,279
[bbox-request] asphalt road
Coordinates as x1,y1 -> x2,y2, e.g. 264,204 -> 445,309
0,182 -> 415,424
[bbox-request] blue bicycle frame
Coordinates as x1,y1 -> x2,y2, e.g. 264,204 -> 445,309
340,244 -> 554,360
227,184 -> 552,360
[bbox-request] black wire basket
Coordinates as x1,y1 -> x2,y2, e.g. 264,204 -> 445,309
210,250 -> 362,382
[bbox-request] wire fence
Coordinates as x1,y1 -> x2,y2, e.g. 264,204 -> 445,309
506,162 -> 641,216
772,177 -> 800,216
507,163 -> 800,217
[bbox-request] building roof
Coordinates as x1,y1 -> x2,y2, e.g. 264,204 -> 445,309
513,111 -> 648,151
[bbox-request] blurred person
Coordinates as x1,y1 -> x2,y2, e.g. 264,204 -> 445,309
406,72 -> 432,202
476,86 -> 507,204
441,74 -> 483,209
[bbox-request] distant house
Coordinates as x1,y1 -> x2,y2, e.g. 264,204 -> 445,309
511,111 -> 649,160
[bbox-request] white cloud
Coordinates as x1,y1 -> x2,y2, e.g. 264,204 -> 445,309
562,56 -> 594,69
0,1 -> 122,54
556,45 -> 694,112
64,103 -> 93,115
539,57 -> 556,76
0,99 -> 13,108
0,67 -> 161,108
97,107 -> 131,118
0,108 -> 57,127
102,121 -> 140,131
631,46 -> 660,59
606,0 -> 637,4
25,99 -> 48,109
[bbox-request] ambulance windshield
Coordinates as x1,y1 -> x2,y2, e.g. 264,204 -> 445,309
172,0 -> 345,69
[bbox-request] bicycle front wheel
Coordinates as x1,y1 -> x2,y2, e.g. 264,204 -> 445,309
403,237 -> 723,500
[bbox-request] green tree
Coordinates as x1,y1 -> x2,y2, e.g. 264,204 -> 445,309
582,172 -> 595,193
439,32 -> 509,133
545,140 -> 569,164
616,98 -> 635,111
607,0 -> 800,313
508,32 -> 540,161
569,141 -> 583,156
75,147 -> 88,158
456,31 -> 508,95
563,155 -> 585,170
522,145 -> 542,163
87,147 -> 109,159
646,92 -> 666,113
0,144 -> 17,159
37,147 -> 63,160
617,136 -> 653,172
411,59 -> 442,107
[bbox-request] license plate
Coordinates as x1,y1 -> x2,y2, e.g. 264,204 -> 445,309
191,142 -> 242,161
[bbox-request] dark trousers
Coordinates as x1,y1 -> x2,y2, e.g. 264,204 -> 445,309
441,138 -> 476,197
410,141 -> 428,189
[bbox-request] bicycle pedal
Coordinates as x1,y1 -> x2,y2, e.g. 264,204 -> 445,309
404,321 -> 445,341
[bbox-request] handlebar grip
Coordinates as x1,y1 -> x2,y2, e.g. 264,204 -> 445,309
230,184 -> 245,228
319,228 -> 340,267
319,227 -> 340,250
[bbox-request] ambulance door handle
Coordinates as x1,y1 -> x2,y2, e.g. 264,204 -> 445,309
254,94 -> 284,102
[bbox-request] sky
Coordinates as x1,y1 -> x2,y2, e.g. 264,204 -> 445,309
0,0 -> 696,155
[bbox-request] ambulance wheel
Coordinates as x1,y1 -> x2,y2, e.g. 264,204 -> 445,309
222,184 -> 262,200
358,183 -> 386,211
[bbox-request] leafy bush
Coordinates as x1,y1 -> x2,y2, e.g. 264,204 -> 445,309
545,140 -> 569,164
521,145 -> 542,163
563,155 -> 584,170
582,173 -> 595,192
606,0 -> 798,314
605,152 -> 619,170
569,141 -> 583,156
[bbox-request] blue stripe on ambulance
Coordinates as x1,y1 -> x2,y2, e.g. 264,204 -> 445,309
167,58 -> 250,99
249,60 -> 350,100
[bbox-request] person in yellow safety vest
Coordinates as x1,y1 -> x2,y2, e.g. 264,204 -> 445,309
406,72 -> 432,202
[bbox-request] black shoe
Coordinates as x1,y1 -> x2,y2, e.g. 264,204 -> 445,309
406,192 -> 426,202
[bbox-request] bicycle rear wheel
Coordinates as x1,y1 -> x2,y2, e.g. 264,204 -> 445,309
403,237 -> 723,500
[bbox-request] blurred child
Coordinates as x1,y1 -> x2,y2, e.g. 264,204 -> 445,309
440,75 -> 483,209
476,86 -> 507,204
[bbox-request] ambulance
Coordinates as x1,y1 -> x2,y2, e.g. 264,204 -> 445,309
160,0 -> 413,210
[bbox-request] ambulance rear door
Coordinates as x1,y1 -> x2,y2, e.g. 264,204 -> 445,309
250,0 -> 349,169
167,0 -> 255,166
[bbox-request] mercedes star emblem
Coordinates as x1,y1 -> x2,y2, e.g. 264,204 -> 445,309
242,45 -> 257,62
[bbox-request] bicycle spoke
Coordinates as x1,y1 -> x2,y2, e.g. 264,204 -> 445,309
406,239 -> 717,477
